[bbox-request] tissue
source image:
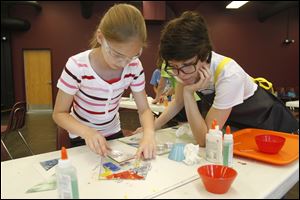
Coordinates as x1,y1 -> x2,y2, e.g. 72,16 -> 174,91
183,143 -> 201,165
175,124 -> 193,137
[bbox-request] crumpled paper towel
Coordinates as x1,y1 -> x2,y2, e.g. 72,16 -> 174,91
183,143 -> 201,165
175,124 -> 193,137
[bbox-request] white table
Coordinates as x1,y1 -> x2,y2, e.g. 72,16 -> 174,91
120,96 -> 165,113
156,154 -> 299,199
1,127 -> 299,199
286,100 -> 299,109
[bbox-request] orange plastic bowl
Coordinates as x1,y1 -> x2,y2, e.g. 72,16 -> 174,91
197,165 -> 237,194
255,134 -> 286,154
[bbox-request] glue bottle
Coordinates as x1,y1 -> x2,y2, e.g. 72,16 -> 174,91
206,120 -> 223,164
56,147 -> 79,199
223,125 -> 233,167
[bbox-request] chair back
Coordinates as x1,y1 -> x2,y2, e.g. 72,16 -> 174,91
56,126 -> 71,150
7,102 -> 26,132
1,141 -> 11,161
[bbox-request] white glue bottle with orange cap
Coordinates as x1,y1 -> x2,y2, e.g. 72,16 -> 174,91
223,125 -> 233,167
206,119 -> 223,164
56,147 -> 79,199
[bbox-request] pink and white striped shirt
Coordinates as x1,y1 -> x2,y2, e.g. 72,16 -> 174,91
57,50 -> 145,138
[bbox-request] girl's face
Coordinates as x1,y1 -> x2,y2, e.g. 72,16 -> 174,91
166,56 -> 207,85
98,33 -> 143,69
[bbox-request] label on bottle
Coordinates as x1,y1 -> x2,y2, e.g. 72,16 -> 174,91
223,142 -> 233,167
206,137 -> 222,163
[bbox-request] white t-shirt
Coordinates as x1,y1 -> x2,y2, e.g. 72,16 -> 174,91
57,50 -> 145,138
199,51 -> 258,109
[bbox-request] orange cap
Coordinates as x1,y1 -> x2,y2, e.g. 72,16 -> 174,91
61,146 -> 68,160
211,119 -> 217,129
226,125 -> 231,134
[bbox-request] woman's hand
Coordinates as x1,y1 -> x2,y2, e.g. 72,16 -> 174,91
184,64 -> 212,93
135,134 -> 156,160
83,129 -> 111,156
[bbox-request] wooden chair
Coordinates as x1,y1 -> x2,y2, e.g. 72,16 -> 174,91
56,126 -> 71,150
1,101 -> 34,159
1,138 -> 12,161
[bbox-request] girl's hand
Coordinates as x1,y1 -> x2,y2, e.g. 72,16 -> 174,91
152,96 -> 164,104
136,134 -> 156,160
151,97 -> 160,104
84,129 -> 111,156
184,64 -> 212,93
133,127 -> 143,134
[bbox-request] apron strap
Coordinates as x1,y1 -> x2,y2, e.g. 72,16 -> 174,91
252,77 -> 274,94
214,57 -> 232,84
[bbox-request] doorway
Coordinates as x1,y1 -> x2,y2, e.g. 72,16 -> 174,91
23,50 -> 53,111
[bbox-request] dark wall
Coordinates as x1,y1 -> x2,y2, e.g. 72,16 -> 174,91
9,1 -> 299,105
196,3 -> 299,93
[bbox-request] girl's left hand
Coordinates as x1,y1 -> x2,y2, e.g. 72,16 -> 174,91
184,64 -> 212,93
136,134 -> 156,160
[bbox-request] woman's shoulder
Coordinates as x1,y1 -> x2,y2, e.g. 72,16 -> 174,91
211,52 -> 235,65
211,52 -> 242,72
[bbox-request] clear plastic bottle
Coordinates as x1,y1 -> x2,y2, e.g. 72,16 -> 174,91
56,147 -> 79,199
223,126 -> 233,167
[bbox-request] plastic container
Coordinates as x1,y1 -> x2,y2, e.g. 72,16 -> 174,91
168,143 -> 186,162
197,164 -> 237,194
223,126 -> 233,167
206,120 -> 223,164
255,134 -> 286,154
56,147 -> 79,199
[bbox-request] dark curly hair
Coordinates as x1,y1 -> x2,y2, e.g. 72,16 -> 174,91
159,11 -> 212,63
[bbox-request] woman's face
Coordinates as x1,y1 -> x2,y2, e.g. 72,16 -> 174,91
167,56 -> 207,85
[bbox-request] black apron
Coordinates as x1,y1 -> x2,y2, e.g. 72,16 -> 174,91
174,87 -> 299,133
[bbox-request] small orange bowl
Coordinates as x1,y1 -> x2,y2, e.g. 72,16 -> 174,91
255,134 -> 286,154
197,165 -> 237,194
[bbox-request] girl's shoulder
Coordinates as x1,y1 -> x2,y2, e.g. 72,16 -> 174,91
68,50 -> 91,63
66,50 -> 91,68
64,50 -> 92,75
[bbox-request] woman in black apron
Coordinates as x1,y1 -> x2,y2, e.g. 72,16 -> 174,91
175,87 -> 299,133
141,11 -> 298,147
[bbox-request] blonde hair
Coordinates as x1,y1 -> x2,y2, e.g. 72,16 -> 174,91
90,3 -> 147,48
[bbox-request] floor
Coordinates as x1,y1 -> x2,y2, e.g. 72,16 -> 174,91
1,109 -> 298,199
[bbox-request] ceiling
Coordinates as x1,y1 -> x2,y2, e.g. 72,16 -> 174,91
1,1 -> 298,32
165,1 -> 298,22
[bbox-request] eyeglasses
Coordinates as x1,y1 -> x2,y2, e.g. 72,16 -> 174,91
165,57 -> 199,76
102,37 -> 142,66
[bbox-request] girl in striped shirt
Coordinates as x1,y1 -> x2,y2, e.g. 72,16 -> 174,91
53,4 -> 156,159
